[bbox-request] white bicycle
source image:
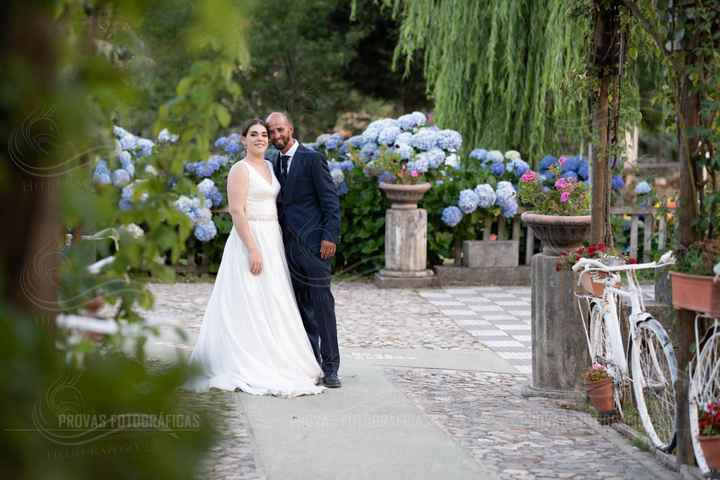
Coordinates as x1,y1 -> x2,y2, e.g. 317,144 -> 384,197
688,313 -> 720,476
573,251 -> 678,452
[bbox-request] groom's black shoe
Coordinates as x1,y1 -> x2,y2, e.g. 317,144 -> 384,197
323,373 -> 341,388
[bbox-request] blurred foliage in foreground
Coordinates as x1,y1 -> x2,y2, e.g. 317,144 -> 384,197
0,0 -> 264,476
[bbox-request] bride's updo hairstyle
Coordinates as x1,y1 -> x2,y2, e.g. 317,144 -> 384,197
241,118 -> 269,137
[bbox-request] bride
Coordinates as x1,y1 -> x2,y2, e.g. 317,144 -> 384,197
185,118 -> 325,396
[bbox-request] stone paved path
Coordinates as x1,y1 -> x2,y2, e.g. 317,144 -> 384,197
145,280 -> 678,480
417,287 -> 533,375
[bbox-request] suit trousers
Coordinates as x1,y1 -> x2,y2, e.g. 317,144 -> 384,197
283,232 -> 340,375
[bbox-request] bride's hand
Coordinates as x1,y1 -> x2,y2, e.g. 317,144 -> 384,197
249,249 -> 263,275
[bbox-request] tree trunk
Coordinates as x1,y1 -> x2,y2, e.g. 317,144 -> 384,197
675,71 -> 702,466
590,0 -> 621,245
1,4 -> 61,327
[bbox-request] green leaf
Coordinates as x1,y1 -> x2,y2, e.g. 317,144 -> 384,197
215,104 -> 231,127
176,77 -> 193,96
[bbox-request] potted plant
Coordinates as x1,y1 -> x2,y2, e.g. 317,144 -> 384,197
670,239 -> 720,316
582,363 -> 614,413
556,243 -> 634,297
698,399 -> 720,470
368,148 -> 433,209
518,157 -> 591,255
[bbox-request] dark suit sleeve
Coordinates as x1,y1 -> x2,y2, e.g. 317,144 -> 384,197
310,151 -> 341,244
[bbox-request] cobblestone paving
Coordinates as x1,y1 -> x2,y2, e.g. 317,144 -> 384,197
180,390 -> 266,480
148,281 -> 487,352
147,281 -> 676,480
385,368 -> 677,480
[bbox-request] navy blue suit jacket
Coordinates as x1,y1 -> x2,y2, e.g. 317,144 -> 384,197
273,144 -> 341,251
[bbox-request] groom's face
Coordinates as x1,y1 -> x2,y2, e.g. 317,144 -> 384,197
267,117 -> 294,153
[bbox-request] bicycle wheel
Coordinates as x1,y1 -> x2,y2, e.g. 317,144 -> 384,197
689,329 -> 720,474
630,318 -> 678,451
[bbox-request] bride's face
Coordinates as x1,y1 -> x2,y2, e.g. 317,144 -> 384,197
242,125 -> 269,155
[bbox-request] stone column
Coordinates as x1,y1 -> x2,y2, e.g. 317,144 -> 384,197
522,253 -> 590,399
375,207 -> 435,288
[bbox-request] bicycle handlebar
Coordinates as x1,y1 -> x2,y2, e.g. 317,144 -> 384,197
571,251 -> 675,273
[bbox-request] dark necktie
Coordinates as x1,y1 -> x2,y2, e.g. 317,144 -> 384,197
279,155 -> 290,186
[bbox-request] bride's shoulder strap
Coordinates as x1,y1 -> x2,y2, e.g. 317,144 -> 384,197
231,160 -> 248,173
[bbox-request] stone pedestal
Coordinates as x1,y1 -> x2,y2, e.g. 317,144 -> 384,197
375,207 -> 435,288
522,253 -> 590,399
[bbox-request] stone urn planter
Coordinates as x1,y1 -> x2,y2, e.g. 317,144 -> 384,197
670,271 -> 720,317
520,212 -> 591,255
375,182 -> 434,288
379,182 -> 432,209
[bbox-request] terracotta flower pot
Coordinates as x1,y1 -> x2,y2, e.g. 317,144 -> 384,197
699,435 -> 720,471
584,377 -> 614,413
670,272 -> 720,316
521,212 -> 591,255
379,182 -> 431,209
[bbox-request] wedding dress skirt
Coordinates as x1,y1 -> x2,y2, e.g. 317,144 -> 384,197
185,160 -> 324,396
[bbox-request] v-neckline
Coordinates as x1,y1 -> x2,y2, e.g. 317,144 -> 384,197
244,160 -> 274,188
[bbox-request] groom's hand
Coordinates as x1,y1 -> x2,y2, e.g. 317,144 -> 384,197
320,240 -> 336,259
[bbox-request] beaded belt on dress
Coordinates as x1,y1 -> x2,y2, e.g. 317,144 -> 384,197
247,214 -> 278,222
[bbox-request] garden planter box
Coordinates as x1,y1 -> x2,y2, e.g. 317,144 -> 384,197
670,271 -> 720,317
462,240 -> 519,268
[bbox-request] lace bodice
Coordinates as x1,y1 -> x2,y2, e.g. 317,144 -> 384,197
237,160 -> 280,221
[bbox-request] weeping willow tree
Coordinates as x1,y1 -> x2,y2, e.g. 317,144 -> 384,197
373,0 -> 592,160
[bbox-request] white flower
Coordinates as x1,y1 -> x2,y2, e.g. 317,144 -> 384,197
196,207 -> 212,223
158,128 -> 179,143
121,223 -> 144,239
444,153 -> 460,169
474,184 -> 496,208
330,169 -> 345,186
504,150 -> 521,161
144,165 -> 158,176
197,178 -> 216,196
487,150 -> 504,163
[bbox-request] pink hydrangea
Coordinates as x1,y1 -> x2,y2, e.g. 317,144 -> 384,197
554,177 -> 571,190
560,191 -> 570,203
558,155 -> 568,166
411,170 -> 419,177
520,170 -> 538,183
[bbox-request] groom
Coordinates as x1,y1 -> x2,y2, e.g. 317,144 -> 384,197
266,112 -> 342,388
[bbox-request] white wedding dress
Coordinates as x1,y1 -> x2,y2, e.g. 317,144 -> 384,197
185,160 -> 325,396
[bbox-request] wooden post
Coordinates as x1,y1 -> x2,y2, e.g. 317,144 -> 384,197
483,218 -> 493,241
498,217 -> 508,240
643,214 -> 654,263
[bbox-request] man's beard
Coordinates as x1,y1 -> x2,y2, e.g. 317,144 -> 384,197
274,137 -> 289,150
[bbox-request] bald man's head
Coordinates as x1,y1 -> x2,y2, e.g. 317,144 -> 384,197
265,111 -> 292,126
266,112 -> 295,153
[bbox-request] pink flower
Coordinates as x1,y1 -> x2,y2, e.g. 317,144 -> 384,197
411,170 -> 419,177
560,191 -> 570,203
520,170 -> 538,183
558,155 -> 568,166
554,178 -> 570,190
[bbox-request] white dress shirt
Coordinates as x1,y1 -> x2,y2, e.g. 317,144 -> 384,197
281,139 -> 300,173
